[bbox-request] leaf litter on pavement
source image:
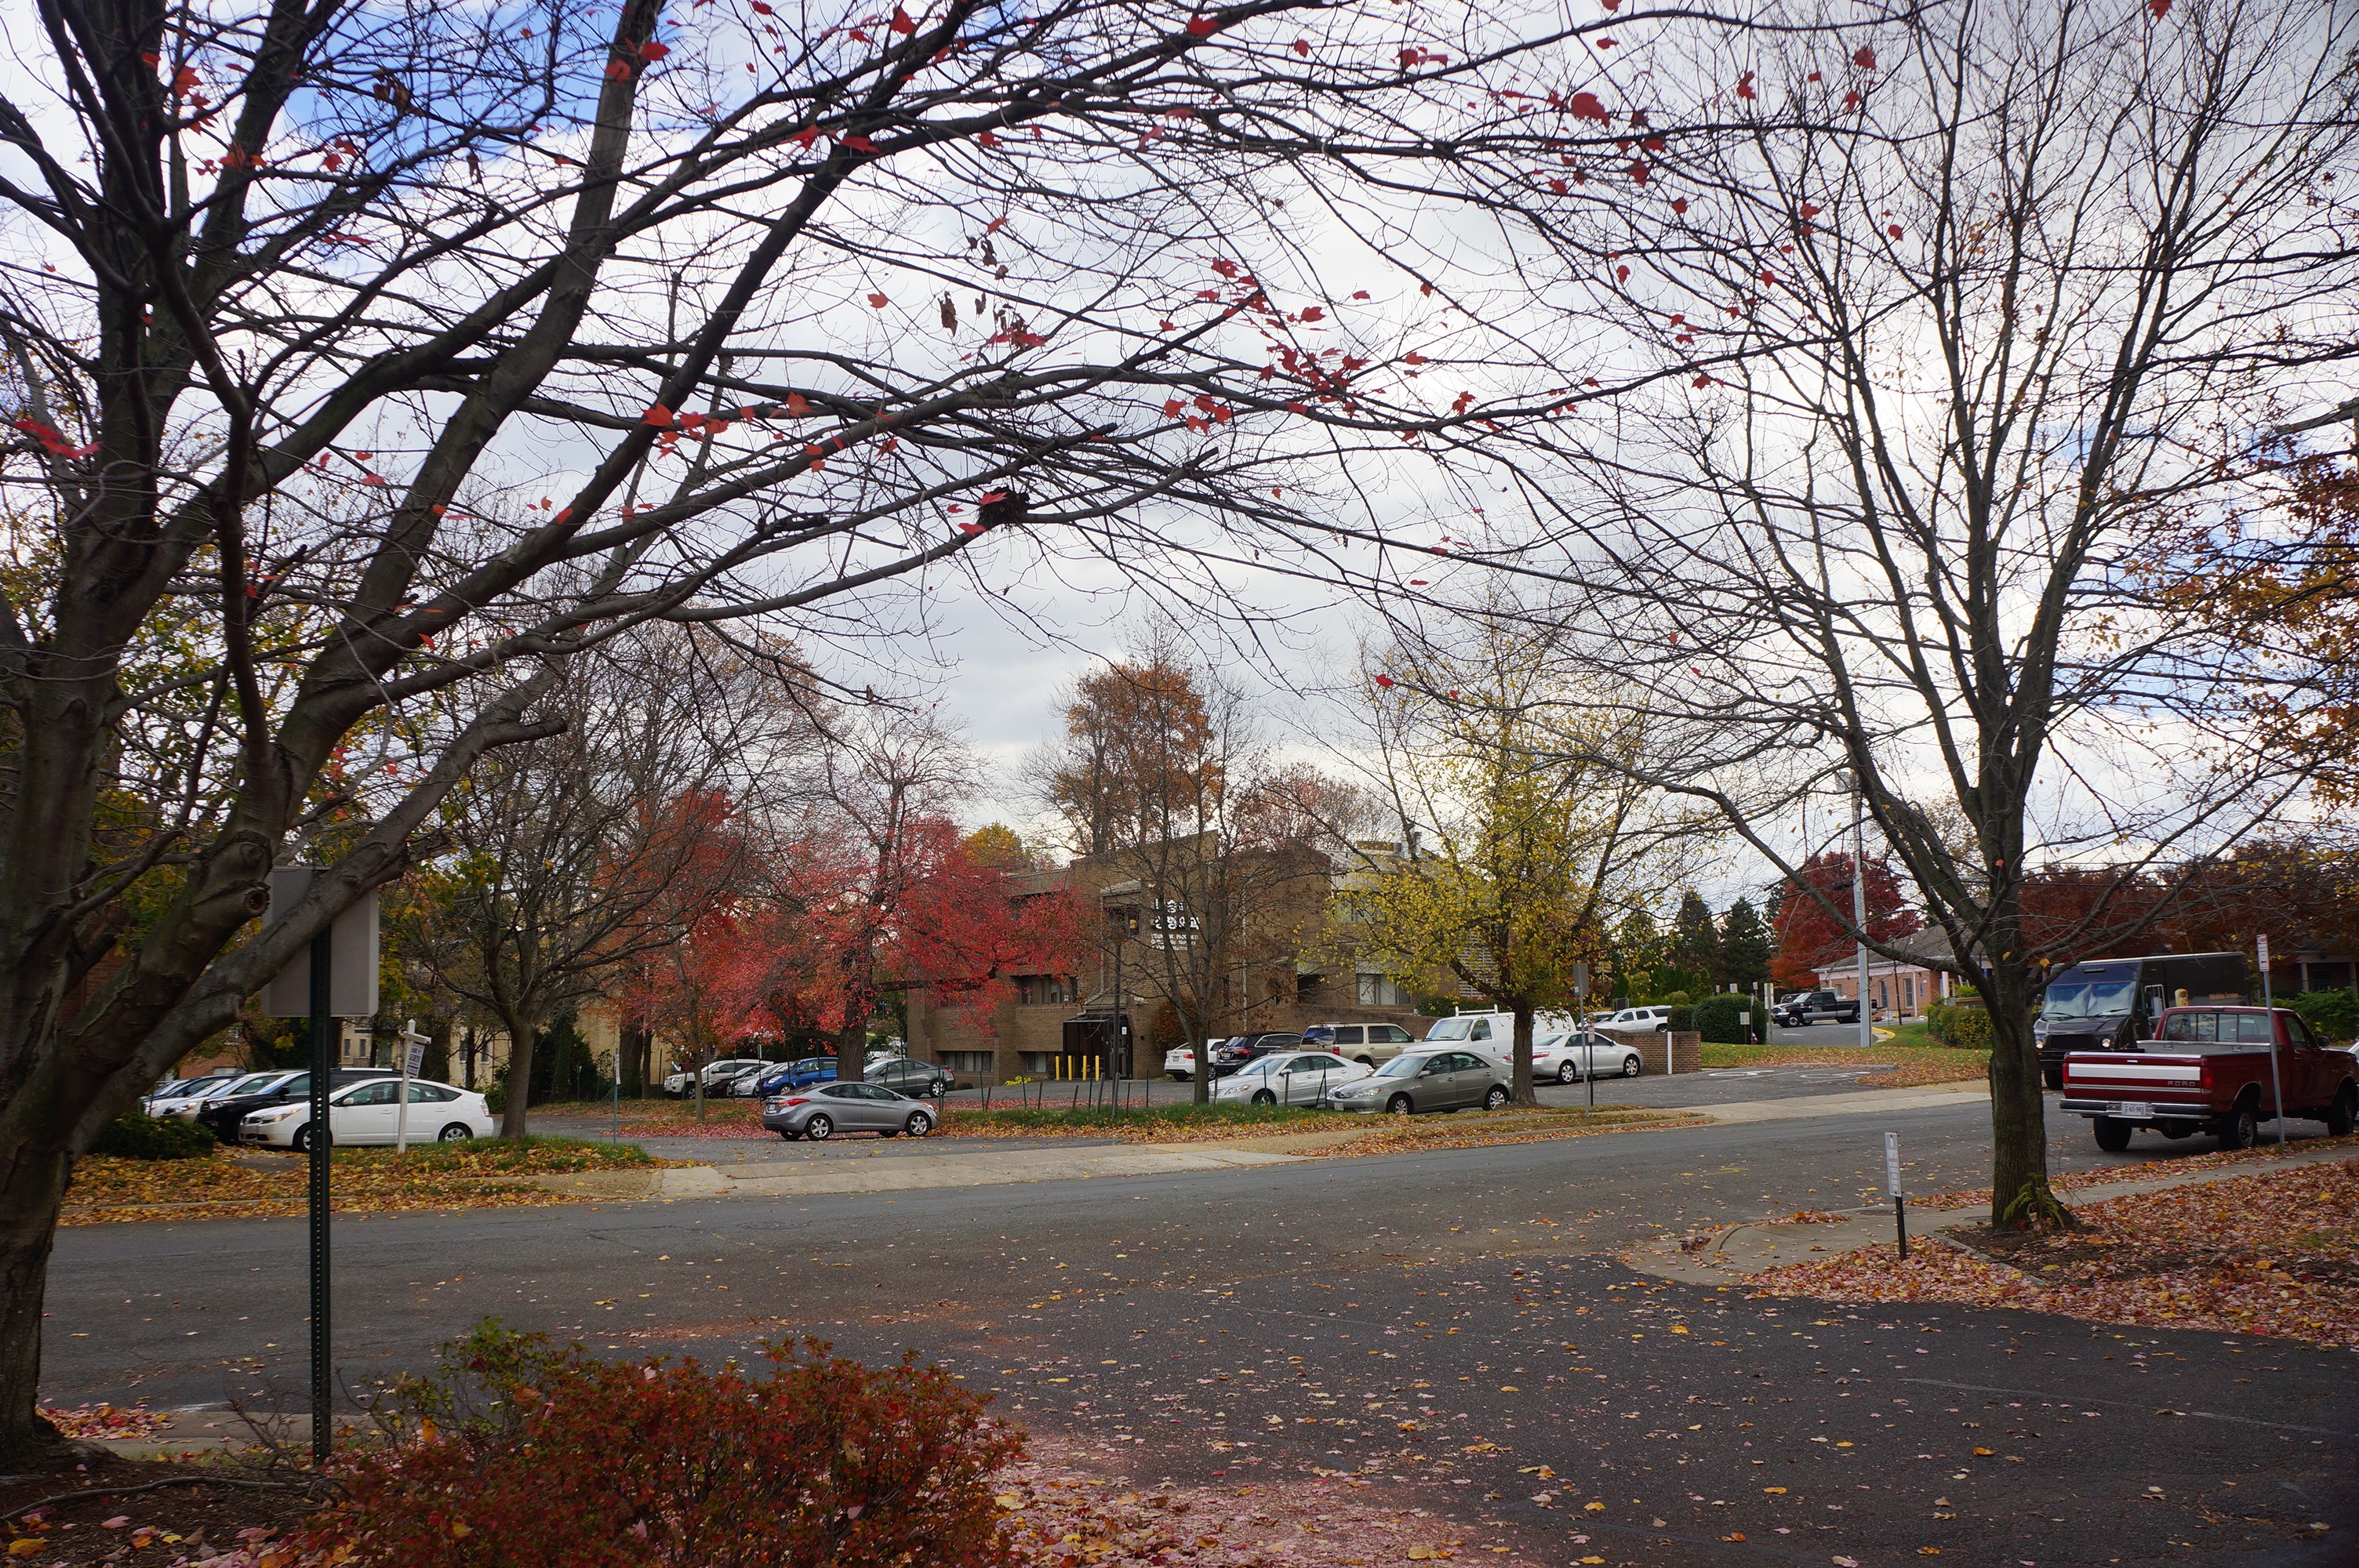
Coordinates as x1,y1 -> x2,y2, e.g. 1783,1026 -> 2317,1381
1749,1155 -> 2359,1348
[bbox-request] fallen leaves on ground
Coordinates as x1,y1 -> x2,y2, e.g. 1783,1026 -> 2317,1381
61,1138 -> 677,1225
1748,1154 -> 2359,1347
1306,1108 -> 1703,1159
1916,1134 -> 2359,1210
942,1104 -> 1367,1143
35,1404 -> 162,1440
996,1433 -> 1545,1567
1697,1043 -> 1988,1087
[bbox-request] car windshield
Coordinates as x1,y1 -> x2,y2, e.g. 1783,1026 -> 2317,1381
1423,1018 -> 1473,1040
2043,976 -> 2136,1019
221,1073 -> 285,1096
1374,1055 -> 1430,1078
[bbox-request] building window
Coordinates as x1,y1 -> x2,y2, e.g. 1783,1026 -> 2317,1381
1357,972 -> 1412,1007
940,1051 -> 994,1077
1016,975 -> 1075,1005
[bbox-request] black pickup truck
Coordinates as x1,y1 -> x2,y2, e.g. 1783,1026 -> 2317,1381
1772,989 -> 1862,1027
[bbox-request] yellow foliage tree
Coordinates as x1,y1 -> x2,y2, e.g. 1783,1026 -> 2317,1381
1344,619 -> 1665,1104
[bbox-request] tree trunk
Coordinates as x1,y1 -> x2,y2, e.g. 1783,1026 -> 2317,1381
836,1015 -> 867,1088
1191,1032 -> 1209,1105
1510,1002 -> 1536,1106
1984,956 -> 2060,1225
497,1007 -> 541,1140
0,1141 -> 73,1466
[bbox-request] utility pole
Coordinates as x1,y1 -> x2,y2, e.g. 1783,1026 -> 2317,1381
1841,770 -> 1872,1051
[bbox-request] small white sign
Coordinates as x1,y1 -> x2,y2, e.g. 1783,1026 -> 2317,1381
2257,933 -> 2270,968
1738,1011 -> 1751,1025
402,1039 -> 427,1077
1884,1131 -> 1903,1197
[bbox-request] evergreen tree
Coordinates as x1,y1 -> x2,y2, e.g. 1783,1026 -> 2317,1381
1718,897 -> 1773,991
1671,891 -> 1721,988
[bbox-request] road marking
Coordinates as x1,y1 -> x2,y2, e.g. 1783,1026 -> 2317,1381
1899,1379 -> 2355,1439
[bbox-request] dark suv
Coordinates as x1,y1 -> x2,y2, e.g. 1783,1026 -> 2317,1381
199,1067 -> 398,1143
1211,1033 -> 1301,1077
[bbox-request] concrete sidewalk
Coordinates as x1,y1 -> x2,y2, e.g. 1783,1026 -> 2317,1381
1675,1076 -> 1988,1123
1628,1136 -> 2358,1286
536,1139 -> 1306,1200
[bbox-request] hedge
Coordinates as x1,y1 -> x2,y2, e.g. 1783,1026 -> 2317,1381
93,1111 -> 218,1160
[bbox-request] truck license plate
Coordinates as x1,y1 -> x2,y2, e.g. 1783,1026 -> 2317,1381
2110,1102 -> 2154,1120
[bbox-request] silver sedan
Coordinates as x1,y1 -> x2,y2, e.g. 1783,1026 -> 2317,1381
1325,1049 -> 1511,1115
762,1081 -> 935,1141
1209,1051 -> 1372,1106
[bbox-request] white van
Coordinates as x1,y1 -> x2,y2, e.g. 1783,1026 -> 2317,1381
1419,1010 -> 1576,1062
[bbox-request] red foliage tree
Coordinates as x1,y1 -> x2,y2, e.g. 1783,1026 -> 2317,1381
1770,853 -> 1921,988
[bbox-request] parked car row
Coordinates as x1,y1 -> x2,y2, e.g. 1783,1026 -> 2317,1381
136,1064 -> 496,1149
660,1053 -> 960,1101
1163,1019 -> 1647,1091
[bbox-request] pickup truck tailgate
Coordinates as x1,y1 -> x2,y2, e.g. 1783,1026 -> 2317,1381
2059,1052 -> 2208,1120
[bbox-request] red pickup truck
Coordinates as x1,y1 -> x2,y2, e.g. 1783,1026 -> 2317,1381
2059,1005 -> 2357,1152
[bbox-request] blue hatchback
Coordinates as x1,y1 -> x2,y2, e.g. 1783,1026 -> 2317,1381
755,1057 -> 838,1093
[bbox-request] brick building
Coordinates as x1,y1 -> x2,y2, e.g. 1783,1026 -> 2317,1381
909,838 -> 1432,1083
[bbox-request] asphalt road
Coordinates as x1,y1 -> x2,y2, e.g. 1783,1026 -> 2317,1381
45,1091 -> 2357,1564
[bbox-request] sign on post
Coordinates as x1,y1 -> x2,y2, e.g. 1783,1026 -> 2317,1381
261,869 -> 380,1019
1885,1131 -> 1908,1260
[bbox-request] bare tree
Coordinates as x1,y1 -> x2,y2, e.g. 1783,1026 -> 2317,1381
392,628 -> 810,1134
0,0 -> 1647,1457
1445,0 -> 2359,1218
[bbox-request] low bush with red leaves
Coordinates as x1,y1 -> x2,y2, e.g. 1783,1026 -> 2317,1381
298,1322 -> 1023,1566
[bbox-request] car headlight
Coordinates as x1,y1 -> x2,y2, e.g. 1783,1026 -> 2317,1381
253,1108 -> 297,1123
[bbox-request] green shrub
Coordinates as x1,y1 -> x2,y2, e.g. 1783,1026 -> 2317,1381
93,1111 -> 217,1160
1690,995 -> 1752,1043
1663,1005 -> 1696,1033
1656,989 -> 1696,1008
1926,1000 -> 1993,1049
2290,989 -> 2359,1044
302,1322 -> 1021,1568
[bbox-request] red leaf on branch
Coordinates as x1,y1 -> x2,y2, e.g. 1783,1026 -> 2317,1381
644,403 -> 675,426
1409,579 -> 1427,586
1736,71 -> 1757,100
891,7 -> 916,33
1374,674 -> 1396,688
1616,265 -> 1630,281
1627,161 -> 1649,183
605,60 -> 632,79
751,1 -> 773,11
1888,223 -> 1904,238
842,132 -> 878,151
1568,91 -> 1608,123
1844,89 -> 1863,109
1162,398 -> 1184,416
958,521 -> 985,535
1853,45 -> 1877,68
2148,0 -> 2170,13
1293,38 -> 1310,56
1671,197 -> 1688,214
1185,15 -> 1219,35
785,392 -> 812,416
867,292 -> 889,308
978,129 -> 1000,147
641,39 -> 671,60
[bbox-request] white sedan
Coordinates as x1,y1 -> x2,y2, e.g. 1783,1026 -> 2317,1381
1534,1029 -> 1642,1083
1209,1051 -> 1371,1106
240,1078 -> 495,1151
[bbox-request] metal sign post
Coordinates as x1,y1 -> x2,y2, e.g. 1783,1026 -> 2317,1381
262,869 -> 380,1470
1885,1131 -> 1908,1260
2259,934 -> 2285,1145
305,930 -> 333,1466
1573,965 -> 1594,1112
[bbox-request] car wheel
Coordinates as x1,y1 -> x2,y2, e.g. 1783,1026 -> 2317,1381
1357,1056 -> 1376,1069
929,1082 -> 948,1099
879,1127 -> 900,1138
776,1129 -> 799,1141
2216,1101 -> 2257,1151
2091,1116 -> 2133,1153
1387,1093 -> 1414,1116
291,1124 -> 314,1153
2041,1067 -> 2065,1091
907,1110 -> 934,1137
437,1123 -> 473,1142
1483,1085 -> 1511,1111
1556,1061 -> 1578,1085
2326,1083 -> 2357,1138
1251,1088 -> 1277,1106
1621,1054 -> 1641,1079
805,1113 -> 834,1141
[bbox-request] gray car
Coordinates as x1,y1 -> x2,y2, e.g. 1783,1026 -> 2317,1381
762,1080 -> 936,1141
1325,1048 -> 1511,1116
